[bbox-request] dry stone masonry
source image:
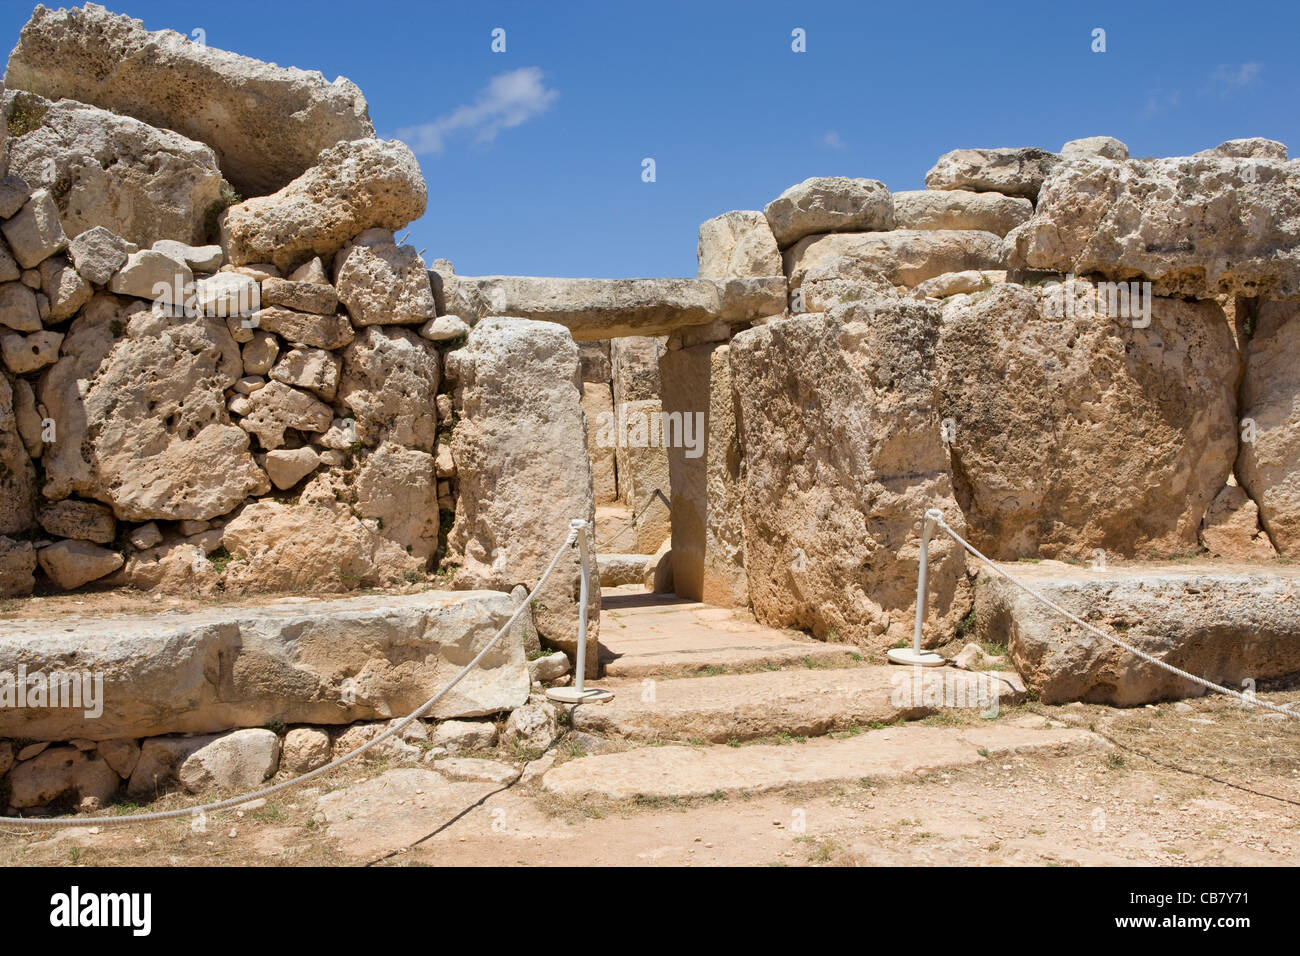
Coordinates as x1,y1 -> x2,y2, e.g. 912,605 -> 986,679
0,2 -> 1298,813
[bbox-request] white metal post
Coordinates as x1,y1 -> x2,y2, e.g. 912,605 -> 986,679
887,508 -> 946,667
546,518 -> 614,704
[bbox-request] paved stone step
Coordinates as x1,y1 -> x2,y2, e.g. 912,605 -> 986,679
572,665 -> 1024,742
543,716 -> 1104,799
598,592 -> 854,678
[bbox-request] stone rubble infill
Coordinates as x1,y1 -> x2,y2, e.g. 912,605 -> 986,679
441,275 -> 787,339
976,561 -> 1300,706
541,717 -> 1105,800
570,666 -> 1025,743
0,590 -> 528,741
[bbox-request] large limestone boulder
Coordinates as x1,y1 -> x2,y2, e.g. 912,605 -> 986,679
1007,154 -> 1300,300
892,189 -> 1032,236
8,746 -> 119,810
936,281 -> 1240,559
729,303 -> 969,646
697,210 -> 782,278
977,564 -> 1300,705
221,139 -> 426,273
0,589 -> 529,740
38,539 -> 124,589
5,2 -> 375,197
353,441 -> 440,561
177,729 -> 280,793
3,91 -> 228,248
335,241 -> 436,326
924,147 -> 1059,199
1061,136 -> 1129,161
763,177 -> 894,248
222,499 -> 420,593
0,370 -> 37,535
447,318 -> 599,675
785,229 -> 1005,292
40,297 -> 270,520
1238,301 -> 1300,555
1200,483 -> 1277,560
338,326 -> 440,450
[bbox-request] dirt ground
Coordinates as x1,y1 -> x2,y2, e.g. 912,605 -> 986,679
2,689 -> 1296,867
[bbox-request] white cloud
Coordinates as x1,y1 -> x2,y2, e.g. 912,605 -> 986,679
1208,62 -> 1263,95
821,130 -> 847,149
398,67 -> 558,155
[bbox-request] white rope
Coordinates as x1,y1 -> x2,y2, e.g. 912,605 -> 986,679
930,514 -> 1299,720
0,524 -> 581,827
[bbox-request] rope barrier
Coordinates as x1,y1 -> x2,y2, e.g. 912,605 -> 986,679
927,512 -> 1299,720
0,523 -> 583,828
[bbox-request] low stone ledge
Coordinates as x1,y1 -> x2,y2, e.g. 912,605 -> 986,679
0,589 -> 528,741
977,562 -> 1300,706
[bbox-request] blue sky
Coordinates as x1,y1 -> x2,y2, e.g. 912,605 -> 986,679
3,0 -> 1297,277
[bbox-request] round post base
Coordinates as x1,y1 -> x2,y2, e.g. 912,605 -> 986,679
886,648 -> 947,667
545,686 -> 614,704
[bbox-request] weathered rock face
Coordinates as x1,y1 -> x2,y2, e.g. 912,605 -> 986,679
936,281 -> 1240,559
612,398 -> 673,554
3,91 -> 228,247
0,534 -> 36,597
580,381 -> 618,503
0,590 -> 529,740
1197,138 -> 1287,161
41,298 -> 270,520
697,210 -> 782,277
353,441 -> 440,561
1007,154 -> 1300,300
5,2 -> 375,197
443,276 -> 786,340
338,326 -> 440,450
730,303 -> 969,646
9,746 -> 119,809
237,379 -> 334,450
222,499 -> 420,593
763,177 -> 894,248
892,189 -> 1032,236
447,318 -> 599,675
1238,300 -> 1300,555
0,370 -> 37,535
1200,484 -> 1277,560
924,147 -> 1059,199
221,139 -> 426,272
785,230 -> 1005,292
978,563 -> 1300,705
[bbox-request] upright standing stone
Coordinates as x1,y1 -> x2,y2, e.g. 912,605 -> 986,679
730,301 -> 969,646
448,318 -> 599,676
